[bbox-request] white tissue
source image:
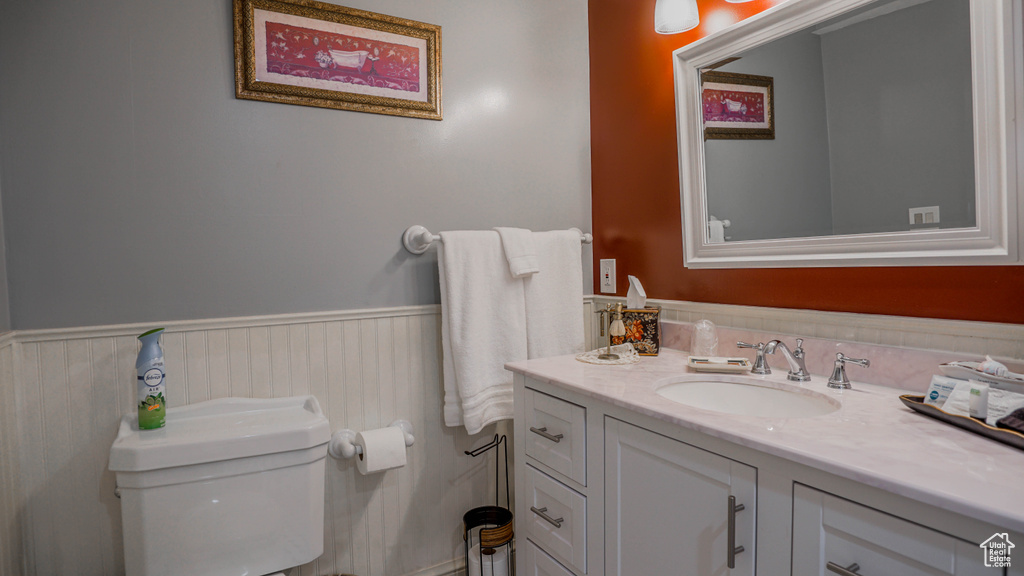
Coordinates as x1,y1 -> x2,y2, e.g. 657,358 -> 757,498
627,276 -> 647,309
355,426 -> 407,475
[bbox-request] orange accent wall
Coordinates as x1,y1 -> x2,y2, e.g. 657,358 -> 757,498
589,0 -> 1024,324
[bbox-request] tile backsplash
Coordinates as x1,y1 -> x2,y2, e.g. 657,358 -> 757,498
590,296 -> 1024,393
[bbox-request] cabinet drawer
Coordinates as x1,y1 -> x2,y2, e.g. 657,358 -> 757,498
524,388 -> 586,485
793,484 -> 990,576
520,538 -> 576,576
523,464 -> 587,574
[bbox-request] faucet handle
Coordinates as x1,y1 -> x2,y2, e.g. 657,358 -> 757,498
795,338 -> 804,350
736,342 -> 770,375
838,352 -> 870,368
828,353 -> 870,389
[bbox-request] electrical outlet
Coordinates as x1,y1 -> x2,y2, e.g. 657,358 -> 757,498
600,259 -> 616,293
909,206 -> 940,226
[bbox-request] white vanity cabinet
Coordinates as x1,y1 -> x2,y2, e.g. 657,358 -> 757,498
792,485 -> 991,576
512,371 -> 1011,576
605,418 -> 756,576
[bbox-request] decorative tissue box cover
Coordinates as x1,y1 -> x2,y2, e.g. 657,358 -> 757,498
611,307 -> 661,355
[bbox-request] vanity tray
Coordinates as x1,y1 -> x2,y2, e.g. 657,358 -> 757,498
899,394 -> 1024,451
687,357 -> 752,373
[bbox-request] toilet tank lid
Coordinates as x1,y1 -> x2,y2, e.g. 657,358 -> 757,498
109,396 -> 330,472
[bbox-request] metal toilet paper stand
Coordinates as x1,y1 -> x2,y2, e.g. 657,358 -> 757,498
463,434 -> 514,576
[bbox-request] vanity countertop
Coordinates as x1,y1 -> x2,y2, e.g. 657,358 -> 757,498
506,349 -> 1024,532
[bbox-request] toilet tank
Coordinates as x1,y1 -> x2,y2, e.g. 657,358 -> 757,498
109,396 -> 330,576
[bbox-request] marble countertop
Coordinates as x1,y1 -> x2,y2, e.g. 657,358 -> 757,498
506,349 -> 1024,533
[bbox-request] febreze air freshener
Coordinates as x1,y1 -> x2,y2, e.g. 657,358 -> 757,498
136,328 -> 166,430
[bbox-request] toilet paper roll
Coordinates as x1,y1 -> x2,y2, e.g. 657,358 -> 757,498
468,543 -> 509,576
355,426 -> 408,475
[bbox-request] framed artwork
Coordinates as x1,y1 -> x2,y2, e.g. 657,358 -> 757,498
701,71 -> 773,139
234,0 -> 442,120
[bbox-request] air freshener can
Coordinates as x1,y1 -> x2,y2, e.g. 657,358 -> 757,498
136,328 -> 166,429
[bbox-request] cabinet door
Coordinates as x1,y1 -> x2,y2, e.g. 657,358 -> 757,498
604,418 -> 757,576
521,538 -> 577,576
793,484 -> 993,576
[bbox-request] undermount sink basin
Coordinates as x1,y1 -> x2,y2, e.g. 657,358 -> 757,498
655,376 -> 840,418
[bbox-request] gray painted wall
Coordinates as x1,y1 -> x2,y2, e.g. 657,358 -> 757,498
0,0 -> 592,330
822,0 -> 974,235
705,31 -> 834,242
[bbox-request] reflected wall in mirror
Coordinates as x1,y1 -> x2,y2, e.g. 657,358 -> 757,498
704,0 -> 974,242
674,0 -> 1022,268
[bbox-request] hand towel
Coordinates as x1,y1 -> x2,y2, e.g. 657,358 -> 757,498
438,231 -> 527,434
524,230 -> 585,359
495,227 -> 540,278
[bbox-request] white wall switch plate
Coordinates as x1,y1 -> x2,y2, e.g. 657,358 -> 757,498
600,259 -> 616,293
908,206 -> 940,226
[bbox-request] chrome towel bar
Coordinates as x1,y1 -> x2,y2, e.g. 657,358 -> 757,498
402,224 -> 594,255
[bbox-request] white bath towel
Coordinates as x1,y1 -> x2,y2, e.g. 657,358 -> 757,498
495,227 -> 540,278
524,230 -> 585,359
438,231 -> 527,434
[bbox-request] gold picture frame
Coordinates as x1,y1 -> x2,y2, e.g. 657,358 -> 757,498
234,0 -> 442,120
701,71 -> 774,140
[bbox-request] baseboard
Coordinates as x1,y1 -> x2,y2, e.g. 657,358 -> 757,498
403,557 -> 463,576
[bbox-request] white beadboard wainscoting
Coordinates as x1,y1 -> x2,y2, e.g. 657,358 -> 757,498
0,334 -> 20,576
3,298 -> 1021,576
0,306 -> 503,576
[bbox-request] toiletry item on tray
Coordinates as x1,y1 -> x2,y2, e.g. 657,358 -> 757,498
900,394 -> 1024,451
939,358 -> 1024,390
933,379 -> 1024,426
687,356 -> 752,373
997,408 -> 1024,435
611,306 -> 661,355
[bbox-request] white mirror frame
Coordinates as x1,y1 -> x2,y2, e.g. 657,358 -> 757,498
674,0 -> 1023,268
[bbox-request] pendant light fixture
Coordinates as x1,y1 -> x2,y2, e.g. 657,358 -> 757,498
654,0 -> 700,34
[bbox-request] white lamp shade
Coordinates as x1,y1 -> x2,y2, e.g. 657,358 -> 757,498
654,0 -> 700,34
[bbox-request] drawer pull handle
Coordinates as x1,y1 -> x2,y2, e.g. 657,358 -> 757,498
826,562 -> 861,576
530,426 -> 564,443
727,495 -> 746,569
530,506 -> 564,528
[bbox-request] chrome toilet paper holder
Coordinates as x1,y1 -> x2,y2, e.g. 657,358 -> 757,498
328,419 -> 415,459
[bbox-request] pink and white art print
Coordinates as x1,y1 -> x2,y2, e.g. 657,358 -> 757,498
701,71 -> 774,139
235,0 -> 442,120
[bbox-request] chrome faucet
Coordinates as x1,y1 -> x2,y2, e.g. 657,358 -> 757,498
764,339 -> 811,382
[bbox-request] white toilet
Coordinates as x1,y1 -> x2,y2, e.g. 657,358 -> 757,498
109,395 -> 331,576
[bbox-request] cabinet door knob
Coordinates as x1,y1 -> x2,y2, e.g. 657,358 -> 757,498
727,495 -> 746,569
826,562 -> 861,576
530,506 -> 564,528
529,426 -> 564,443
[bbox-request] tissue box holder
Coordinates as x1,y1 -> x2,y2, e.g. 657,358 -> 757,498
612,307 -> 661,355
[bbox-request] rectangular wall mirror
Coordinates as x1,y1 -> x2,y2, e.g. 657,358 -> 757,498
673,0 -> 1023,268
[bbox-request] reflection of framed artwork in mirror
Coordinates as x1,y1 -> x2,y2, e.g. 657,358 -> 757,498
701,71 -> 773,140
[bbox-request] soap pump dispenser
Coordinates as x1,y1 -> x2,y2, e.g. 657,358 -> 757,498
600,304 -> 626,360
